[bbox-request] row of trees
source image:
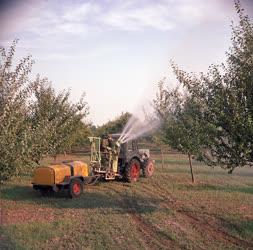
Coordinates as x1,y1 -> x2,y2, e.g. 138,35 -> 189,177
153,2 -> 253,177
95,112 -> 131,136
0,40 -> 90,181
1,2 -> 251,181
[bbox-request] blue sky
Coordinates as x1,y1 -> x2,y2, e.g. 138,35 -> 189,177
1,0 -> 252,125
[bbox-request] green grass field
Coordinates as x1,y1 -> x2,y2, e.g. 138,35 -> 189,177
1,153 -> 253,249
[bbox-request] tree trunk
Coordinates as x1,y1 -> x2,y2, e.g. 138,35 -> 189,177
188,153 -> 195,183
53,154 -> 57,162
161,147 -> 165,169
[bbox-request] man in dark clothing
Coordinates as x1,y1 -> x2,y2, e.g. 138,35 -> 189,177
100,134 -> 113,170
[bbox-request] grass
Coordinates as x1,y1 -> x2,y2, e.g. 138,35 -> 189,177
0,153 -> 253,249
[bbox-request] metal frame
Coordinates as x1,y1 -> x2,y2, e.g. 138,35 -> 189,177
88,137 -> 101,169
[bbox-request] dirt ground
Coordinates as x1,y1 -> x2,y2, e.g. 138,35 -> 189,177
0,153 -> 253,249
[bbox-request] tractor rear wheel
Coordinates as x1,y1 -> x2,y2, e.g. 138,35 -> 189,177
143,160 -> 155,177
125,159 -> 141,182
68,178 -> 83,198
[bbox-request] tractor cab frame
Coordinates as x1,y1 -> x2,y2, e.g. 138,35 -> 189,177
88,136 -> 154,182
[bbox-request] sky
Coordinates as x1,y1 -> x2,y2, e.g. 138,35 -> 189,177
0,0 -> 253,125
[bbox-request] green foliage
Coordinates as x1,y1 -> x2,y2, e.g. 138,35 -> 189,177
154,2 -> 253,172
172,2 -> 253,172
95,112 -> 131,136
0,41 -> 90,180
29,80 -> 89,161
69,121 -> 93,147
0,40 -> 35,181
153,80 -> 206,158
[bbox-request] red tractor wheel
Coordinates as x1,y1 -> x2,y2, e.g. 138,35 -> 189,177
68,178 -> 83,198
143,160 -> 155,178
125,159 -> 141,182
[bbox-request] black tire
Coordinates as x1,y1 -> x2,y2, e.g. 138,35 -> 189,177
124,159 -> 141,183
68,178 -> 83,198
143,160 -> 155,178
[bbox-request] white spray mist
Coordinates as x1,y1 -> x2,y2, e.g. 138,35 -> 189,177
118,102 -> 160,143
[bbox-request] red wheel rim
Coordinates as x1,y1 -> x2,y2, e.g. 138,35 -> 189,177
130,163 -> 139,181
73,183 -> 81,194
147,162 -> 154,174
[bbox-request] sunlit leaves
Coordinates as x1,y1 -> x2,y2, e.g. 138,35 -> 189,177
156,1 -> 253,173
0,41 -> 89,181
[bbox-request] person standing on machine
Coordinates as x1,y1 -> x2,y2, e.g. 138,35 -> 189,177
100,134 -> 113,171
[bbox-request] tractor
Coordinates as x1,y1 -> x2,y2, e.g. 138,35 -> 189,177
32,136 -> 155,198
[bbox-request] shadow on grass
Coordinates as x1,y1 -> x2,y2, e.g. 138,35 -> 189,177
1,184 -> 166,214
0,228 -> 18,250
159,165 -> 253,177
219,217 -> 253,240
1,185 -> 37,201
158,167 -> 230,177
177,183 -> 253,195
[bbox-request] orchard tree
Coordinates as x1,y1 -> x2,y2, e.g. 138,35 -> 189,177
153,81 -> 206,182
95,112 -> 131,136
0,40 -> 34,180
0,40 -> 90,181
172,1 -> 253,173
30,80 -> 89,161
69,120 -> 93,148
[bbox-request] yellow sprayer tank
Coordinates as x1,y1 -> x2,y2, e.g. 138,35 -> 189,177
33,161 -> 89,185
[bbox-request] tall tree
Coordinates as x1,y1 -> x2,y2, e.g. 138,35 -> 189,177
0,40 -> 90,180
153,81 -> 206,182
0,40 -> 34,180
172,1 -> 253,173
30,80 -> 89,161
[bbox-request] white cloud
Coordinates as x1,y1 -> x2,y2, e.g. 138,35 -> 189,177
100,4 -> 175,31
58,23 -> 88,34
62,2 -> 101,22
0,0 -> 238,43
94,0 -> 233,31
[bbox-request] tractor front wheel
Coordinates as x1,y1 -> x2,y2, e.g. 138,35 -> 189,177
68,178 -> 83,198
143,160 -> 155,177
125,159 -> 141,182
